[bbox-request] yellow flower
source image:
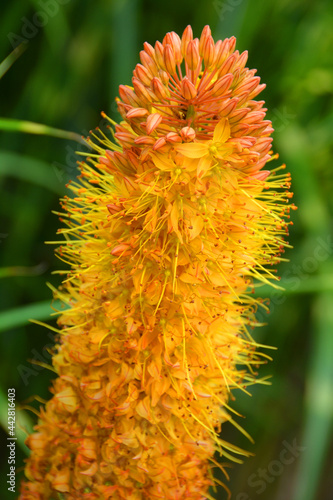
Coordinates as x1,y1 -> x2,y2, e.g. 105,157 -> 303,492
175,118 -> 234,177
20,25 -> 295,500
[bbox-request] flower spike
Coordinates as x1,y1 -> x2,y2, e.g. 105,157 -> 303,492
20,26 -> 294,500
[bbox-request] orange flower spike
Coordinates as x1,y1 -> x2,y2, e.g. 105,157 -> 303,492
21,26 -> 294,500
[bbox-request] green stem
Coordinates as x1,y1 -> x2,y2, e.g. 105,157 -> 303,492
0,118 -> 89,145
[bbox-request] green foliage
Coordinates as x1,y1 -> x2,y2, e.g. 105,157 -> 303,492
0,1 -> 332,498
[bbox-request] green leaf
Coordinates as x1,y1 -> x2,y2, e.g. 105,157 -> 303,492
0,300 -> 64,333
0,151 -> 65,194
0,43 -> 27,79
293,292 -> 333,500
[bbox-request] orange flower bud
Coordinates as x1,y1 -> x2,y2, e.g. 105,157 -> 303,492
143,41 -> 155,59
114,131 -> 136,148
140,50 -> 158,77
235,50 -> 248,72
199,25 -> 211,56
165,131 -> 182,143
228,35 -> 237,53
181,77 -> 197,100
118,85 -> 141,106
181,24 -> 193,57
163,44 -> 176,75
158,69 -> 170,85
219,96 -> 239,116
134,135 -> 155,145
146,113 -> 163,135
107,203 -> 122,215
218,53 -> 237,77
185,39 -> 200,70
111,243 -> 131,255
132,77 -> 153,104
153,136 -> 167,150
151,77 -> 169,100
211,73 -> 233,97
154,40 -> 165,69
163,31 -> 182,65
126,107 -> 149,119
202,35 -> 215,68
214,39 -> 229,68
134,63 -> 152,86
180,126 -> 196,141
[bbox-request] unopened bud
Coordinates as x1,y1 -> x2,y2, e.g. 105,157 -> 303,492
154,41 -> 165,70
153,137 -> 167,150
134,64 -> 152,86
214,39 -> 229,68
181,25 -> 193,57
165,132 -> 182,143
143,42 -> 155,58
218,53 -> 237,78
219,97 -> 239,117
140,50 -> 158,77
164,44 -> 177,75
164,32 -> 182,65
119,85 -> 141,106
146,113 -> 163,135
181,77 -> 197,100
132,77 -> 153,104
152,77 -> 169,101
180,127 -> 196,142
211,73 -> 233,97
158,70 -> 169,86
114,131 -> 135,148
228,36 -> 236,54
186,40 -> 200,71
234,50 -> 248,72
251,170 -> 270,181
126,107 -> 149,119
134,135 -> 155,146
199,25 -> 211,56
203,36 -> 215,68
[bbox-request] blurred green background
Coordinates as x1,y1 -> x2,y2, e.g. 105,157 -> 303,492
0,0 -> 332,499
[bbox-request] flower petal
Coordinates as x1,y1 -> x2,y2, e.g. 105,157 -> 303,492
151,153 -> 175,171
175,142 -> 208,158
197,155 -> 213,178
213,118 -> 230,143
